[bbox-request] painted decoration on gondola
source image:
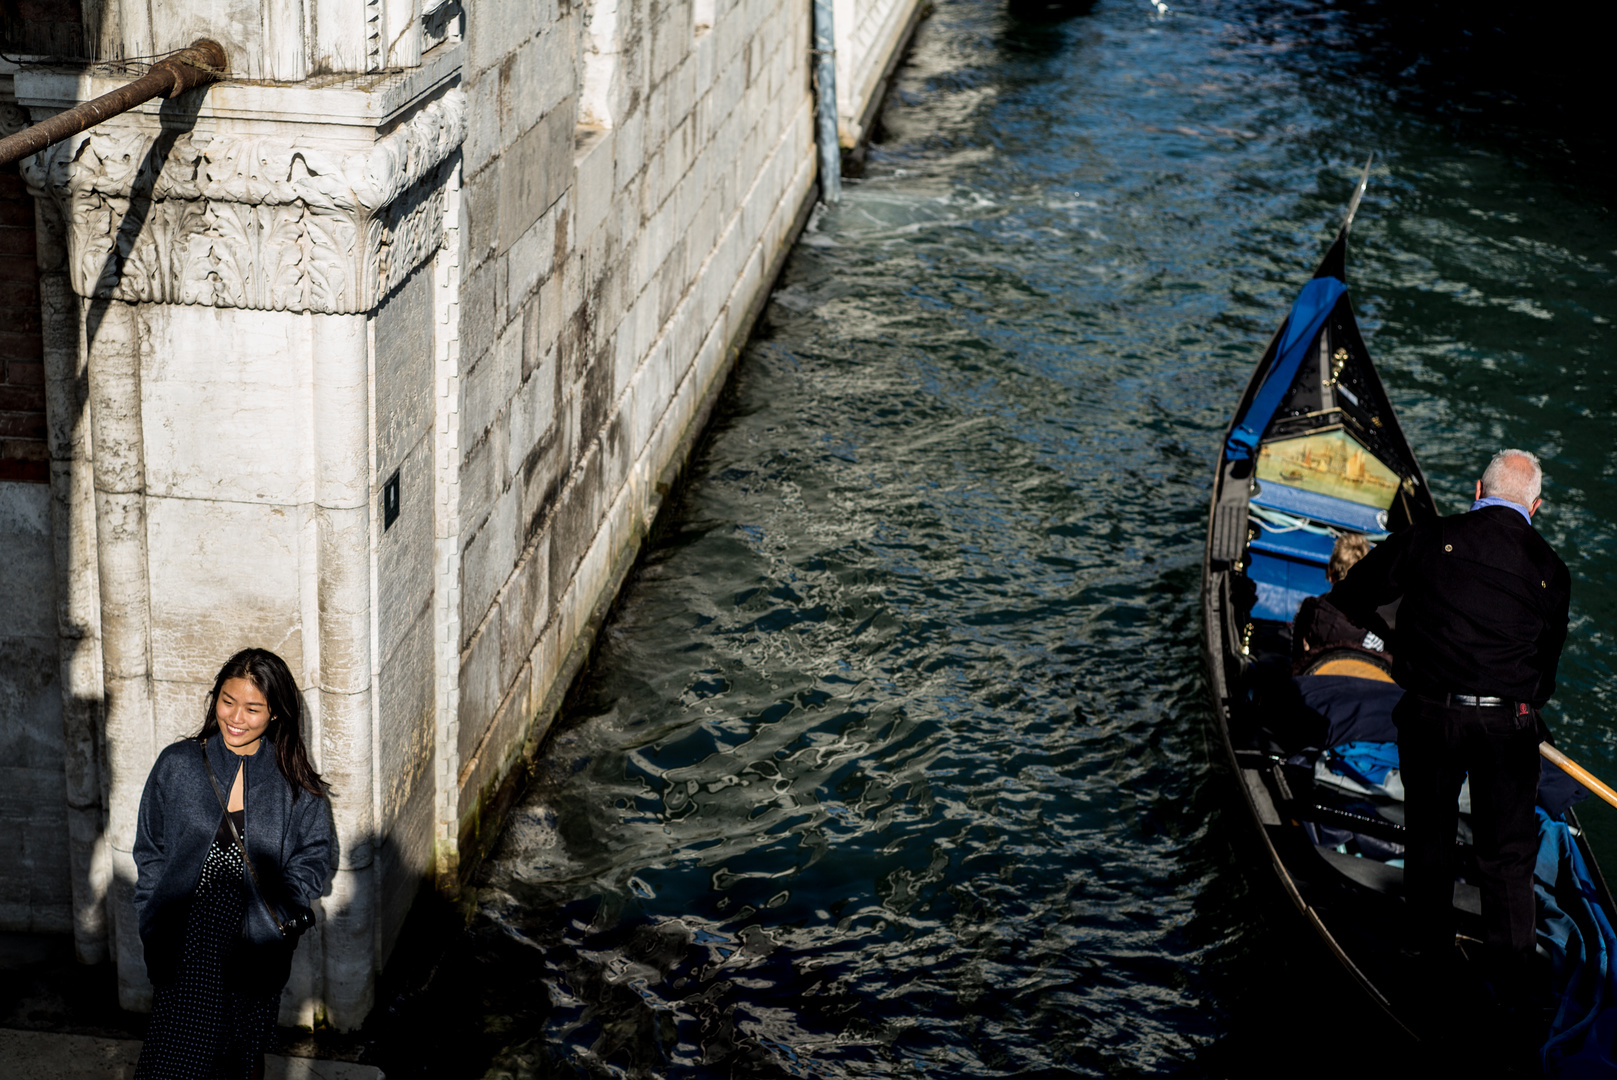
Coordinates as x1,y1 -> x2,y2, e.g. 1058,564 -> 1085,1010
1255,430 -> 1400,509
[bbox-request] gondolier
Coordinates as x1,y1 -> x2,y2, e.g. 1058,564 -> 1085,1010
1204,168 -> 1615,1065
1327,449 -> 1571,992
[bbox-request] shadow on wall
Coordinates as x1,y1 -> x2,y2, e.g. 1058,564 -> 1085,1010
82,92 -> 205,351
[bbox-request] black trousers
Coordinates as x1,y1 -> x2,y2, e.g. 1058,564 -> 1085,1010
1394,693 -> 1541,963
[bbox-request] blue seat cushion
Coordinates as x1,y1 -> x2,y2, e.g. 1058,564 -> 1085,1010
1252,481 -> 1388,534
1249,523 -> 1335,565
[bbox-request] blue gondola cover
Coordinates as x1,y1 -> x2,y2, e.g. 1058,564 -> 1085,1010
1226,276 -> 1348,461
1247,550 -> 1331,622
1249,523 -> 1337,564
1252,480 -> 1389,535
1537,810 -> 1617,1077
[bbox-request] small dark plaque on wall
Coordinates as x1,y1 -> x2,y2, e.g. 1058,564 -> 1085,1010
383,470 -> 401,531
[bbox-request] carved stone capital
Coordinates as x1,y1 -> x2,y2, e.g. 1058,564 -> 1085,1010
21,89 -> 466,315
0,102 -> 28,138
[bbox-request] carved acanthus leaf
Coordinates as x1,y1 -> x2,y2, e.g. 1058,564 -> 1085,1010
23,91 -> 465,212
0,103 -> 29,138
20,90 -> 466,315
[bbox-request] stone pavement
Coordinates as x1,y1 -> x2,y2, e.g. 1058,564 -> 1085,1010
0,1029 -> 383,1080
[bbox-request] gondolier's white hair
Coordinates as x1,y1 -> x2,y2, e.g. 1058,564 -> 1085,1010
1481,448 -> 1543,507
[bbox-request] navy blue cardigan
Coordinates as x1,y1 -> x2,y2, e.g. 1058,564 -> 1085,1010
133,735 -> 333,988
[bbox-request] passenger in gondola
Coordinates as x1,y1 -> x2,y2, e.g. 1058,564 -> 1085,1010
1291,532 -> 1389,669
1326,449 -> 1570,1006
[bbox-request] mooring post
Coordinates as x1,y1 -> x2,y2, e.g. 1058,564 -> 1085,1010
812,0 -> 841,203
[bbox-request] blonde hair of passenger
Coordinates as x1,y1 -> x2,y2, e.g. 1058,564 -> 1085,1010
1328,533 -> 1371,585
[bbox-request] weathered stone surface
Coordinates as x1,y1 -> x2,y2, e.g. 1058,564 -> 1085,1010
146,494 -> 306,685
140,306 -> 316,505
148,679 -> 208,752
457,615 -> 503,769
461,164 -> 501,274
20,92 -> 467,316
378,440 -> 435,667
457,252 -> 507,373
0,764 -> 72,932
375,266 -> 436,486
376,604 -> 435,958
0,555 -> 69,932
499,98 -> 579,254
0,472 -> 74,930
506,198 -> 564,311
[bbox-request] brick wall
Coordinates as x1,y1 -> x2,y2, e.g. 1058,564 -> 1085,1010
0,161 -> 44,484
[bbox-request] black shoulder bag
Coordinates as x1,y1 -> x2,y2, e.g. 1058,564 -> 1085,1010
200,740 -> 316,940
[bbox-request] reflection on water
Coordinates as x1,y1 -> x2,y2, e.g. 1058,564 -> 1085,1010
373,1 -> 1615,1076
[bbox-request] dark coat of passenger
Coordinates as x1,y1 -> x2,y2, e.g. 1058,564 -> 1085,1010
133,735 -> 333,991
1327,504 -> 1570,705
1291,593 -> 1387,665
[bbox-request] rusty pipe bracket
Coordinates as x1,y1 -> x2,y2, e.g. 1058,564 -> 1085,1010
0,39 -> 229,168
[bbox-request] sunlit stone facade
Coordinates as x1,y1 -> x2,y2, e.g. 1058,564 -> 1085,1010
0,0 -> 919,1030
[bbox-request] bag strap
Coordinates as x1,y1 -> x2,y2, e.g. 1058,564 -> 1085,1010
200,738 -> 287,937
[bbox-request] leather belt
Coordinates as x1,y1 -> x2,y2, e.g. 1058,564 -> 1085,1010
1441,693 -> 1508,707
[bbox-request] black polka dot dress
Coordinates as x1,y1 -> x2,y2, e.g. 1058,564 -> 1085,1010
135,810 -> 281,1080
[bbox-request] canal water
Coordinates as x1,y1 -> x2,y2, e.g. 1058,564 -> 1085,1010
377,1 -> 1615,1075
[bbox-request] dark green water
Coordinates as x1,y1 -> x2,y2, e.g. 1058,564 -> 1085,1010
382,1 -> 1615,1075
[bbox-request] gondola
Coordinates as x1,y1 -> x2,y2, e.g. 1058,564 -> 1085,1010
1200,163 -> 1617,1074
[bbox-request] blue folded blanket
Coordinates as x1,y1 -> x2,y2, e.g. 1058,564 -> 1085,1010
1536,809 -> 1617,1078
1299,675 -> 1590,817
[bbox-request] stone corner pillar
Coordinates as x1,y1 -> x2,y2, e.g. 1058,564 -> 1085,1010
15,57 -> 466,1027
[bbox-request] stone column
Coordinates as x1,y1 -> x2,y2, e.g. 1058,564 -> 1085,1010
35,191 -> 112,967
18,63 -> 466,1025
313,314 -> 377,1029
83,296 -> 156,1010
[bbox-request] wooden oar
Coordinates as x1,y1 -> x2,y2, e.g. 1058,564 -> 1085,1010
1541,742 -> 1617,811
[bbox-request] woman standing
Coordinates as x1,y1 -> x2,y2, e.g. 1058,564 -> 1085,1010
132,648 -> 334,1080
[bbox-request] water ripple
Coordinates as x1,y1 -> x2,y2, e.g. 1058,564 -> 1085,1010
376,0 -> 1617,1076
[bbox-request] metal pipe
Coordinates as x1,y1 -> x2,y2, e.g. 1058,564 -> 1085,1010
812,0 -> 840,203
0,39 -> 228,168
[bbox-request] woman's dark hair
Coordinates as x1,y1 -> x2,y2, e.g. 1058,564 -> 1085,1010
195,648 -> 327,800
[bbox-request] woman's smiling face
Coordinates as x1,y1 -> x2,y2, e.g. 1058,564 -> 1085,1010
217,676 -> 272,755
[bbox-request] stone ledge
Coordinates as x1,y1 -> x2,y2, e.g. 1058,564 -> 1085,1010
11,42 -> 465,137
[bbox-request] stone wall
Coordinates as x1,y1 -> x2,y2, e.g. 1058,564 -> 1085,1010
0,152 -> 47,484
0,479 -> 70,933
448,0 -> 826,881
0,102 -> 67,936
12,62 -> 468,1028
834,0 -> 921,147
0,0 -> 922,1032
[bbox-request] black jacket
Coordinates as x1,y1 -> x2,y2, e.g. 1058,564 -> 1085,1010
133,735 -> 333,990
1291,594 -> 1387,664
1327,504 -> 1570,705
